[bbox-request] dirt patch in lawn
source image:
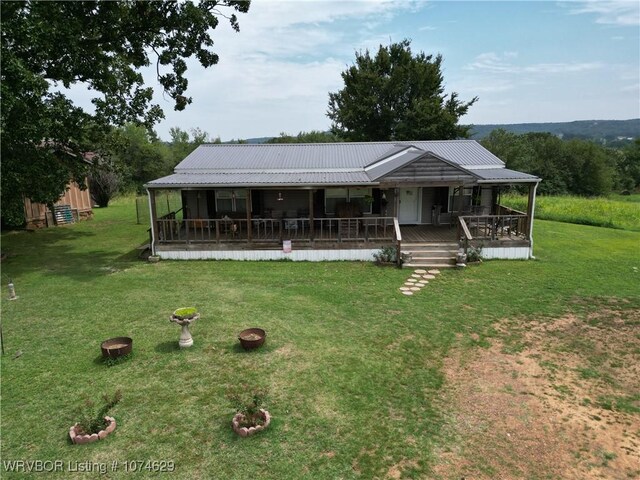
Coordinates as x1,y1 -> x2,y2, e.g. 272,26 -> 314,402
433,306 -> 640,480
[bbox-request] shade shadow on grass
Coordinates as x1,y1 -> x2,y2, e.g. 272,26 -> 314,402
155,340 -> 181,353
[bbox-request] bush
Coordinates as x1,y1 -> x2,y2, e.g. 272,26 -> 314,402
75,390 -> 122,435
373,246 -> 398,264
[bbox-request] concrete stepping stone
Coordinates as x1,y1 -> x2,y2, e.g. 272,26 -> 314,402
410,287 -> 420,291
415,282 -> 426,287
428,269 -> 441,275
399,287 -> 411,291
406,278 -> 417,283
404,282 -> 415,287
411,274 -> 422,278
423,274 -> 436,280
414,269 -> 427,274
401,291 -> 414,296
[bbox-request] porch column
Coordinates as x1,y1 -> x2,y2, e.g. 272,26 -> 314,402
457,185 -> 464,215
309,190 -> 315,240
526,182 -> 538,257
393,188 -> 399,218
147,189 -> 158,255
246,190 -> 252,242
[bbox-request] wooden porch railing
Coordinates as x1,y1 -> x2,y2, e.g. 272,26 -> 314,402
155,216 -> 396,244
457,214 -> 528,244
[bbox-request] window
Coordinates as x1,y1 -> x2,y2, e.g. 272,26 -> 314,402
324,188 -> 372,215
325,188 -> 348,215
216,190 -> 247,213
448,186 -> 481,212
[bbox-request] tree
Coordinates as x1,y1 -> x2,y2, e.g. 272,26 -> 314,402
1,0 -> 249,225
327,39 -> 477,142
266,130 -> 342,144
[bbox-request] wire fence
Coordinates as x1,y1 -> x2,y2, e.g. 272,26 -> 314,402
135,191 -> 182,225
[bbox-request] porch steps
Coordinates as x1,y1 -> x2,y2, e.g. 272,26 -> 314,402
401,242 -> 459,268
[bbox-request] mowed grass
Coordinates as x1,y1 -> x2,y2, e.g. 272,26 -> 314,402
1,196 -> 639,479
502,193 -> 640,231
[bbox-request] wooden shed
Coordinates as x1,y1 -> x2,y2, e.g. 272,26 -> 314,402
23,180 -> 93,229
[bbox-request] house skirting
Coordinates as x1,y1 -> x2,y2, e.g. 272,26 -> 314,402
156,248 -> 380,262
481,246 -> 531,260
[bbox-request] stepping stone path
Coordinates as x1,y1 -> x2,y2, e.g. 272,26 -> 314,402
399,269 -> 442,295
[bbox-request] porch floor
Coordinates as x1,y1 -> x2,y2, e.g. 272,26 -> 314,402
400,225 -> 458,243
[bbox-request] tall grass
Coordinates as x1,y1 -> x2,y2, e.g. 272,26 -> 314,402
502,193 -> 640,231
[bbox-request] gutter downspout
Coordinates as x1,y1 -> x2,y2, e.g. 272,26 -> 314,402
146,188 -> 156,256
528,182 -> 538,259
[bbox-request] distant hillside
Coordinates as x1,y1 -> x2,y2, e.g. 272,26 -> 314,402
238,119 -> 639,145
469,119 -> 639,145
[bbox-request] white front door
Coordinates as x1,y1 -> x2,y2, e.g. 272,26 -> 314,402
398,187 -> 421,224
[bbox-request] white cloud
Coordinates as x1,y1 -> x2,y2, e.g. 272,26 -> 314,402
149,0 -> 429,139
567,0 -> 640,26
466,52 -> 604,74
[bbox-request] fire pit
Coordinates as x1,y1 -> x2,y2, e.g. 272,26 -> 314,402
238,328 -> 266,350
101,337 -> 133,358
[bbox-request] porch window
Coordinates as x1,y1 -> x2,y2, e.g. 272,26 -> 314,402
325,188 -> 348,215
348,187 -> 373,214
448,186 -> 481,212
324,188 -> 373,215
216,189 -> 247,213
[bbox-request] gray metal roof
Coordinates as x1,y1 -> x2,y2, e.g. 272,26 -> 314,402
175,140 -> 505,172
471,168 -> 540,183
146,171 -> 374,188
145,140 -> 539,188
366,149 -> 427,180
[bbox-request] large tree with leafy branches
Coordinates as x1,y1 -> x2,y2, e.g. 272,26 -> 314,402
327,39 -> 477,142
1,0 -> 249,225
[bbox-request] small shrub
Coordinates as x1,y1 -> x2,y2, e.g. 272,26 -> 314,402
466,244 -> 484,263
75,390 -> 122,435
373,246 -> 397,264
227,385 -> 268,428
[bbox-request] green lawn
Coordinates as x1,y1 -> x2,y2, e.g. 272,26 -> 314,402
1,197 -> 639,479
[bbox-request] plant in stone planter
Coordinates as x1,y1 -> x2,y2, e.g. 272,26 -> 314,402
70,390 -> 122,445
170,307 -> 200,348
228,385 -> 271,437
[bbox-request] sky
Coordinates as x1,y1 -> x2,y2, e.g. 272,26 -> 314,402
68,0 -> 640,141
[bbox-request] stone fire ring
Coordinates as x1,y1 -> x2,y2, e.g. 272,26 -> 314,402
69,416 -> 116,445
231,409 -> 271,437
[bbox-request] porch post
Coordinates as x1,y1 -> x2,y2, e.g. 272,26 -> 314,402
457,185 -> 464,215
147,188 -> 158,255
246,190 -> 252,242
394,188 -> 399,218
309,190 -> 315,240
526,182 -> 538,258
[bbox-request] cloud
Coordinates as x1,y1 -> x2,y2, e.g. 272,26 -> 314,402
150,0 -> 429,139
466,52 -> 604,74
566,0 -> 640,26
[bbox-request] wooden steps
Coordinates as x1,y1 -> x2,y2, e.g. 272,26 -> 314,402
401,242 -> 459,268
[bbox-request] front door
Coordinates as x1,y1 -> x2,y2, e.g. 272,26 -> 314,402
398,187 -> 421,224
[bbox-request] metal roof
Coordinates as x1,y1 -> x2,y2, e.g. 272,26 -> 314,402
175,140 -> 505,172
145,141 -> 539,188
471,168 -> 540,183
146,171 -> 374,188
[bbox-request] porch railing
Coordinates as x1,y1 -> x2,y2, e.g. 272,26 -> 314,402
457,214 -> 528,243
156,216 -> 396,244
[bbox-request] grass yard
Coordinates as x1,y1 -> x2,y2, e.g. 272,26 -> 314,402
502,193 -> 640,231
1,196 -> 639,479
